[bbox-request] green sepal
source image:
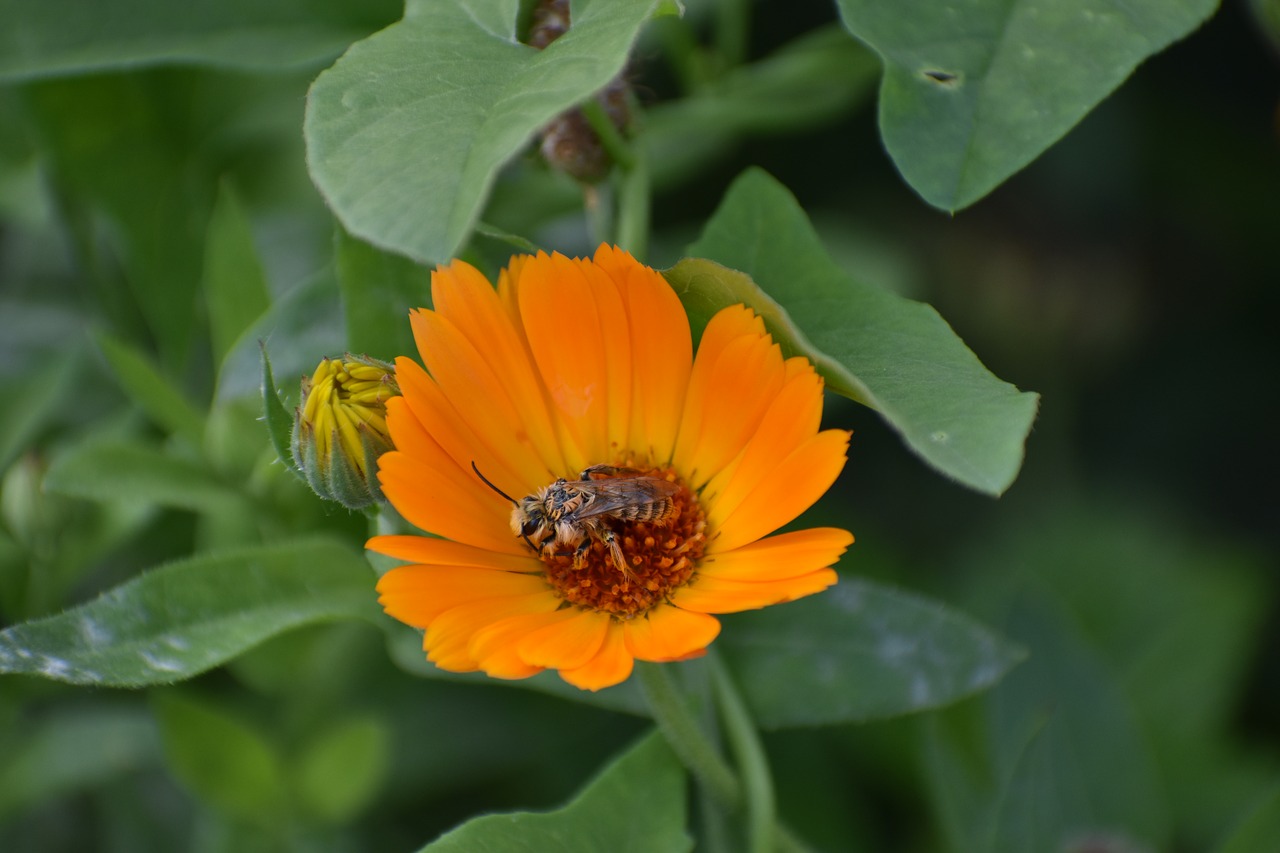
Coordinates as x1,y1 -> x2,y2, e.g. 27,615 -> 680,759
260,343 -> 302,482
322,426 -> 376,511
358,427 -> 393,504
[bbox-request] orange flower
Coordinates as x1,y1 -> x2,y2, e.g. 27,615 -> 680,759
368,245 -> 852,691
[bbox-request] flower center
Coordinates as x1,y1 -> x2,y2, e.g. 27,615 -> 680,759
540,463 -> 705,618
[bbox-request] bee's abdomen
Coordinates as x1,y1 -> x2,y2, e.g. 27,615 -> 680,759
619,498 -> 675,523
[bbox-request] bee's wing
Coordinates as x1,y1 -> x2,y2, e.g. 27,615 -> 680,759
573,477 -> 679,520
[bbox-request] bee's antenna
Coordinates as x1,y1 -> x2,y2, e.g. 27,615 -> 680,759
471,461 -> 518,505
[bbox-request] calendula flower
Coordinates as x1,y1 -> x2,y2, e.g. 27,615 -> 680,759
293,354 -> 399,509
369,246 -> 852,691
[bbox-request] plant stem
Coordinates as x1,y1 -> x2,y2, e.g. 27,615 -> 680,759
637,661 -> 742,810
615,146 -> 650,260
712,653 -> 775,853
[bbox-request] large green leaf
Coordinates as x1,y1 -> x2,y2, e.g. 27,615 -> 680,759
671,168 -> 1037,495
0,0 -> 401,81
719,581 -> 1024,729
922,585 -> 1170,853
964,496 -> 1274,845
419,732 -> 691,852
834,0 -> 1219,210
0,539 -> 378,686
305,0 -> 658,265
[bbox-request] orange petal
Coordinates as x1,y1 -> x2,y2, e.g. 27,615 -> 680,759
622,604 -> 721,662
517,253 -> 631,470
393,354 -> 544,508
429,261 -> 570,480
366,535 -> 538,572
468,608 -> 570,680
696,528 -> 853,582
411,308 -> 560,490
673,307 -> 784,487
517,608 -> 611,670
377,450 -> 522,555
670,569 -> 838,614
558,623 -> 634,691
376,565 -> 550,628
709,429 -> 851,553
592,246 -> 692,463
426,593 -> 555,672
701,359 -> 824,523
381,374 -> 517,526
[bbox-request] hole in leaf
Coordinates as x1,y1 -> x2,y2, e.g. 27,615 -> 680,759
921,69 -> 961,86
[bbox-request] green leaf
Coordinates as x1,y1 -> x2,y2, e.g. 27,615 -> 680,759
419,732 -> 691,852
335,227 -> 430,362
292,715 -> 390,824
672,168 -> 1038,495
718,580 -> 1024,729
95,333 -> 206,446
922,585 -> 1170,853
305,0 -> 659,264
0,0 -> 402,81
205,183 -> 271,369
0,706 -> 161,820
44,438 -> 243,513
961,495 -> 1274,844
1215,785 -> 1280,853
0,539 -> 378,686
152,691 -> 286,824
834,0 -> 1219,210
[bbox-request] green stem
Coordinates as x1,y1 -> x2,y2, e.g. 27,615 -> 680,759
615,145 -> 650,260
711,653 -> 775,853
637,662 -> 742,810
580,97 -> 636,171
583,183 -> 612,248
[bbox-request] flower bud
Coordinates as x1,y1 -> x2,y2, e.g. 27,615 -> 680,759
291,355 -> 399,510
528,0 -> 633,183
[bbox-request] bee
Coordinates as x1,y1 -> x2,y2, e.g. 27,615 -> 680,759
472,463 -> 680,579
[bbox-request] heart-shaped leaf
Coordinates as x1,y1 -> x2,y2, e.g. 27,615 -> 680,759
836,0 -> 1219,209
305,0 -> 657,265
670,167 -> 1038,495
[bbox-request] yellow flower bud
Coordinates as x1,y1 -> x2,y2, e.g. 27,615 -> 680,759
291,355 -> 399,509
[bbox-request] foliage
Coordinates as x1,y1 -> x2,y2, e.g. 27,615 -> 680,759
1,0 -> 1276,851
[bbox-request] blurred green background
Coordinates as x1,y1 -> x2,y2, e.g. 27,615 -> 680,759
1,0 -> 1278,851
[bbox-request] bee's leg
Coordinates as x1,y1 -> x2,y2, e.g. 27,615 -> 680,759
570,538 -> 592,569
579,464 -> 643,480
598,528 -> 639,582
